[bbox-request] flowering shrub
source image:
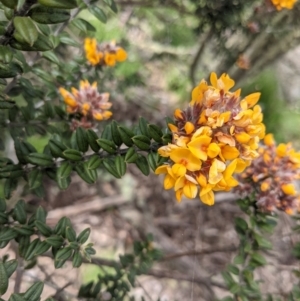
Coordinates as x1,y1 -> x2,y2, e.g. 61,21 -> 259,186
84,38 -> 127,67
59,80 -> 112,129
236,133 -> 300,214
0,0 -> 300,300
155,72 -> 265,205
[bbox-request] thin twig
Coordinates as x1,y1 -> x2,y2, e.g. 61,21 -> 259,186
13,258 -> 24,293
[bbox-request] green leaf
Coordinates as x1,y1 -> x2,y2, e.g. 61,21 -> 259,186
24,238 -> 40,260
76,127 -> 89,153
88,5 -> 107,23
13,200 -> 27,224
14,225 -> 34,236
115,155 -> 126,177
0,164 -> 24,179
36,206 -> 47,223
54,247 -> 73,268
33,241 -> 51,256
72,250 -> 83,268
124,147 -> 138,163
54,217 -> 68,236
13,17 -> 38,46
18,236 -> 30,257
71,18 -> 96,32
42,51 -> 60,65
102,158 -> 120,178
118,126 -> 134,146
0,212 -> 8,224
0,227 -> 17,242
86,129 -> 100,152
96,138 -> 116,154
28,169 -> 43,190
132,135 -> 151,150
100,124 -> 112,140
0,99 -> 15,109
57,176 -> 71,190
234,217 -> 248,235
86,155 -> 101,170
0,199 -> 6,212
59,35 -> 80,47
65,226 -> 76,242
162,133 -> 172,144
0,46 -> 13,64
63,149 -> 82,161
77,228 -> 90,244
23,281 -> 44,301
147,152 -> 159,171
111,120 -> 123,146
0,0 -> 18,9
0,62 -> 22,78
8,294 -> 26,301
75,162 -> 95,184
57,161 -> 72,179
251,252 -> 267,266
28,7 -> 70,24
45,235 -> 64,248
148,124 -> 163,143
27,153 -> 53,167
49,137 -> 67,158
227,264 -> 239,275
0,262 -> 8,295
35,220 -> 52,237
135,155 -> 150,176
4,178 -> 18,199
138,117 -> 150,137
37,0 -> 77,9
254,233 -> 272,249
4,260 -> 18,278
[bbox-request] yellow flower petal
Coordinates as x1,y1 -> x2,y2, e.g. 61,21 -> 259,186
172,163 -> 186,177
264,133 -> 275,146
183,182 -> 198,199
174,109 -> 183,119
164,174 -> 175,190
187,135 -> 212,161
116,48 -> 127,61
210,72 -> 218,88
235,132 -> 251,143
207,143 -> 220,158
243,92 -> 261,108
176,189 -> 183,202
221,145 -> 239,160
155,165 -> 168,175
170,148 -> 202,171
200,190 -> 215,206
261,181 -> 270,191
276,143 -> 288,157
196,173 -> 207,187
184,122 -> 195,135
281,183 -> 297,195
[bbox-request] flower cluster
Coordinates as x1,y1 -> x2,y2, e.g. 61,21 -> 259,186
84,38 -> 127,67
271,0 -> 297,10
59,80 -> 112,129
235,134 -> 300,214
155,72 -> 265,206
